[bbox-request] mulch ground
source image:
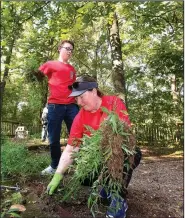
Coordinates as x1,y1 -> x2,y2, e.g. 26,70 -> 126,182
2,146 -> 184,218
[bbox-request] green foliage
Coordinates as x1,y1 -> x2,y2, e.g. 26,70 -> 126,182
3,79 -> 45,125
1,1 -> 183,145
62,111 -> 135,216
11,192 -> 23,204
1,208 -> 21,218
29,132 -> 41,139
2,79 -> 22,121
1,139 -> 50,179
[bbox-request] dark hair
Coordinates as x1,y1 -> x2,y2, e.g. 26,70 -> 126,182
76,75 -> 96,83
58,40 -> 74,52
76,75 -> 104,97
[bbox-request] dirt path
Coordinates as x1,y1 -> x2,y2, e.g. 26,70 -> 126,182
2,147 -> 183,218
127,159 -> 183,218
59,158 -> 183,218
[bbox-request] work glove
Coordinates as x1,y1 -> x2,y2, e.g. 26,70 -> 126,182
47,173 -> 63,195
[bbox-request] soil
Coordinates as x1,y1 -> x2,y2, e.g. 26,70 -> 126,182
1,146 -> 184,218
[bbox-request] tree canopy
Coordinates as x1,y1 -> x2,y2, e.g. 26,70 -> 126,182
1,1 -> 183,129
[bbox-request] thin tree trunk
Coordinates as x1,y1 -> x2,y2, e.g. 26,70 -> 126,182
171,74 -> 178,104
2,37 -> 16,90
108,12 -> 127,105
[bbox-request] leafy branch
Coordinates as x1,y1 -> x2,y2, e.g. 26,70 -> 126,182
61,108 -> 136,216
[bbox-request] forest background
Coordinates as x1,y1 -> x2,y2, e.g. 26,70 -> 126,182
1,1 -> 183,145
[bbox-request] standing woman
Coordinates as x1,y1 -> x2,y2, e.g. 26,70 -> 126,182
38,40 -> 79,175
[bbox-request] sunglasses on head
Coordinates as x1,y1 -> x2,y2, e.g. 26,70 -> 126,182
68,82 -> 81,90
68,81 -> 98,91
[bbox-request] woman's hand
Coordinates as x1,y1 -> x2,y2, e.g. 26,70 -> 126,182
47,173 -> 63,195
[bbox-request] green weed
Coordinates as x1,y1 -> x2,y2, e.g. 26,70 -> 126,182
1,139 -> 50,180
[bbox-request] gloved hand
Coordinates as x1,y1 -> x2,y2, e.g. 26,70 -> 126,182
47,173 -> 63,195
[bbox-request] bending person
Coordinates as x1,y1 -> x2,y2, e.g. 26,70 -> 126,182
47,75 -> 142,218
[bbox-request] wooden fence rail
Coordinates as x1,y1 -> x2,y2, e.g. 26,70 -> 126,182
1,121 -> 20,137
133,123 -> 183,145
1,120 -> 68,139
1,121 -> 183,145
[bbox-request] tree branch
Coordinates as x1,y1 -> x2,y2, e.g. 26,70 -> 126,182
20,2 -> 51,24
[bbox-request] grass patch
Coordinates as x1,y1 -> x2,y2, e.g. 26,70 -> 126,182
1,139 -> 50,180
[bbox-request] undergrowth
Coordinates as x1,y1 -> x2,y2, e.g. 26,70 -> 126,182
1,139 -> 50,180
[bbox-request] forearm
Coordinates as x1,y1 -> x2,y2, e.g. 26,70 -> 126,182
56,144 -> 79,175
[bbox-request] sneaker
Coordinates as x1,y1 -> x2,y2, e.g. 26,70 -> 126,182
106,197 -> 128,218
99,188 -> 111,199
41,166 -> 56,175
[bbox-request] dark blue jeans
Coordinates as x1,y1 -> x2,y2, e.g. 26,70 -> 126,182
47,103 -> 79,169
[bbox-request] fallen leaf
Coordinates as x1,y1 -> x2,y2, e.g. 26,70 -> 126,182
10,204 -> 26,212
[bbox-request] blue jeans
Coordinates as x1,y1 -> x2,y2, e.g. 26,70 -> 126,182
47,103 -> 79,169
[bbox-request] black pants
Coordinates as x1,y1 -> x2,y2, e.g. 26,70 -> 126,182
81,147 -> 142,197
124,147 -> 142,188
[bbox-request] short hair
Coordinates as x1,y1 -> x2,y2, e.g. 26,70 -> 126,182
76,75 -> 104,97
58,40 -> 74,52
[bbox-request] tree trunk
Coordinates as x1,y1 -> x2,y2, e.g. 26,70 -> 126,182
0,36 -> 16,124
2,37 -> 16,90
108,12 -> 127,105
171,74 -> 178,104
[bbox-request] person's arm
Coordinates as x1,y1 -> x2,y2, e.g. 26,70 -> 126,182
47,144 -> 79,195
38,61 -> 52,79
56,144 -> 80,174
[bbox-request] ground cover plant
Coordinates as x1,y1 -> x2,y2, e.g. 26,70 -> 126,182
1,138 -> 50,218
1,138 -> 50,180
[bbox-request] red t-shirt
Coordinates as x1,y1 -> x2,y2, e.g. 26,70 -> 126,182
67,95 -> 131,146
39,61 -> 76,104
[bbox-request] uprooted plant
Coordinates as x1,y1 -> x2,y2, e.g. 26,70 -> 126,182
61,107 -> 136,217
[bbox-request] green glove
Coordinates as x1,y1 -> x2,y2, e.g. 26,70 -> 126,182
47,173 -> 63,195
